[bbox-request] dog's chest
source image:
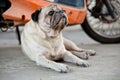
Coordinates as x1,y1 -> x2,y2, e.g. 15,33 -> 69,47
49,38 -> 62,52
45,38 -> 65,59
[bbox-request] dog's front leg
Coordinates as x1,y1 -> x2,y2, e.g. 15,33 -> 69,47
36,55 -> 69,73
63,51 -> 89,67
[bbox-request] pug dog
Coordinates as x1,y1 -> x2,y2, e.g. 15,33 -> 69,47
21,4 -> 96,73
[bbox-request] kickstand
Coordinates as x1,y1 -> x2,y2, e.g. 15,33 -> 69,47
16,26 -> 21,45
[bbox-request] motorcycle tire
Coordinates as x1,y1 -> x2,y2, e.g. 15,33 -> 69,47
81,18 -> 120,44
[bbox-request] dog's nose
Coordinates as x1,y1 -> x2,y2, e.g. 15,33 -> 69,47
58,12 -> 66,18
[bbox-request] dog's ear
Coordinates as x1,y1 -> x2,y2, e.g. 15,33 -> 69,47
31,9 -> 41,22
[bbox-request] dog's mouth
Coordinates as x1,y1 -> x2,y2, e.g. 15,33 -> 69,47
48,10 -> 67,29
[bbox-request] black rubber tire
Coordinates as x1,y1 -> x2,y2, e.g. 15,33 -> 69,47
81,18 -> 120,44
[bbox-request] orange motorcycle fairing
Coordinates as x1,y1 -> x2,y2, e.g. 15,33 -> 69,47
3,0 -> 87,25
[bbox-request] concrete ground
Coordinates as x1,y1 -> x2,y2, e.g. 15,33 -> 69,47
0,25 -> 120,80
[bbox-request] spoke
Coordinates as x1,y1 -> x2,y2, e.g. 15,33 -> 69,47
88,16 -> 94,21
87,11 -> 91,17
90,18 -> 100,26
88,0 -> 96,9
93,24 -> 100,30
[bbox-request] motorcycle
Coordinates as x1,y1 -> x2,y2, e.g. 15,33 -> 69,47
0,0 -> 120,44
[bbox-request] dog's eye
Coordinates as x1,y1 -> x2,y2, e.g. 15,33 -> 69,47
48,11 -> 54,16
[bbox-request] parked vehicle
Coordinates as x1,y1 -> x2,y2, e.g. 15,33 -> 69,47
0,0 -> 120,44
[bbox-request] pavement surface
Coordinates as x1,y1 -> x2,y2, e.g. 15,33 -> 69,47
0,25 -> 120,80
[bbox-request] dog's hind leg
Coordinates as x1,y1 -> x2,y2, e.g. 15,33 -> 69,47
36,55 -> 69,73
63,51 -> 89,67
63,38 -> 96,59
63,37 -> 83,51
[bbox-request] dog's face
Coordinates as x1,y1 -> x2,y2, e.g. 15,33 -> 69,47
32,4 -> 68,38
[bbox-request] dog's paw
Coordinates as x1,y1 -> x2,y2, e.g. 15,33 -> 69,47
53,63 -> 69,73
77,52 -> 89,60
83,49 -> 96,56
76,60 -> 89,67
71,51 -> 89,60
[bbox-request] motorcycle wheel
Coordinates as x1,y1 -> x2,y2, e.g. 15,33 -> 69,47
81,0 -> 120,43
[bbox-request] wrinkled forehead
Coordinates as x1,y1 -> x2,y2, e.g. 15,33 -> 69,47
42,4 -> 62,12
